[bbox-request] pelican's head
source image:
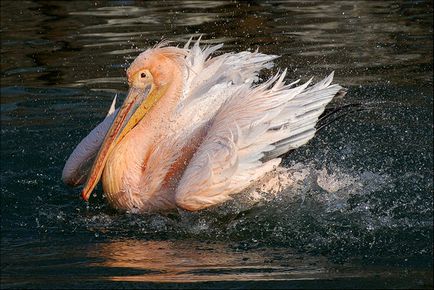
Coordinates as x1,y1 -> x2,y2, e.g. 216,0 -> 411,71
81,45 -> 187,201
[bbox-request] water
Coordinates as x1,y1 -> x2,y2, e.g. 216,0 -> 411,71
1,0 -> 432,288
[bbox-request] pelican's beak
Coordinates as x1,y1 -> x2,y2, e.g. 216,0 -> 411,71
81,84 -> 165,201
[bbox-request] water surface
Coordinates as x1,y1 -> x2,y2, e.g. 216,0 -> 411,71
1,1 -> 433,288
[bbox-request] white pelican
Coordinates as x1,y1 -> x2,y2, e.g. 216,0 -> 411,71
62,38 -> 344,213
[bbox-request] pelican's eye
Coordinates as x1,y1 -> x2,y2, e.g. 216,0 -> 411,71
134,70 -> 152,88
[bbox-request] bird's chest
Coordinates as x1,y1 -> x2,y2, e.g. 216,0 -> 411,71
101,132 -> 151,206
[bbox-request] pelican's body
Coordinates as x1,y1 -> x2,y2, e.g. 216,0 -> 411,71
62,39 -> 344,213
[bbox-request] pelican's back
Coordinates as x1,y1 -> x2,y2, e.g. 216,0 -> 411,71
173,44 -> 344,210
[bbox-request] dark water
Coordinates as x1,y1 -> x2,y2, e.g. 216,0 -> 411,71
1,1 -> 433,288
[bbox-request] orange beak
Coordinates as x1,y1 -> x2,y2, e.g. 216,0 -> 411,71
81,85 -> 152,201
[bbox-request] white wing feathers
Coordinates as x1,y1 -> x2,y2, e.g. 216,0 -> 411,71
62,96 -> 118,186
264,72 -> 341,159
179,38 -> 278,111
173,38 -> 279,142
175,65 -> 342,210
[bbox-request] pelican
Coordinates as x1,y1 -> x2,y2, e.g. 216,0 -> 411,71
62,38 -> 345,213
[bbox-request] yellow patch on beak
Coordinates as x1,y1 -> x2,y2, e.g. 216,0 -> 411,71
81,82 -> 169,201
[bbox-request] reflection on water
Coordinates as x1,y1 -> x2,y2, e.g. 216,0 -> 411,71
1,0 -> 433,288
89,239 -> 432,284
2,238 -> 431,287
90,240 -> 326,282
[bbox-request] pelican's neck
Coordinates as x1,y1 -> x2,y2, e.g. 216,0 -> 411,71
102,65 -> 184,210
136,73 -> 183,135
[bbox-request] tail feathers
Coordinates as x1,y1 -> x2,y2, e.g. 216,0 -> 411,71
262,73 -> 344,161
262,76 -> 345,161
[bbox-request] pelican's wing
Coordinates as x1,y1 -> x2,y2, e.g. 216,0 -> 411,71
181,39 -> 278,104
175,71 -> 343,211
62,96 -> 118,186
174,38 -> 279,130
263,71 -> 344,159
